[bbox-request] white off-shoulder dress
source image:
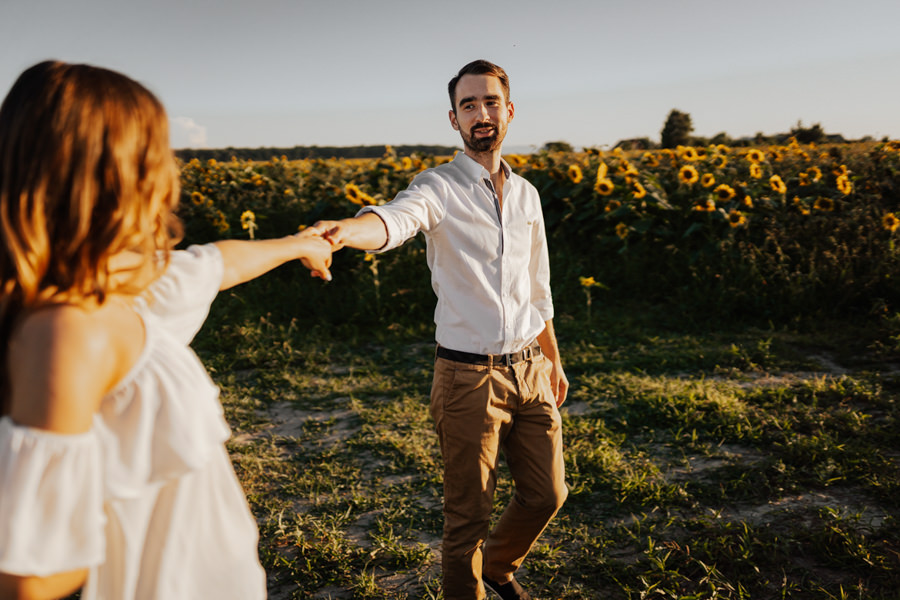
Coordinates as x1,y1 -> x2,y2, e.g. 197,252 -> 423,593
0,244 -> 267,599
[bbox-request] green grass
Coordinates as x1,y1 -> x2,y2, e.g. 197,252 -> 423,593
196,298 -> 900,599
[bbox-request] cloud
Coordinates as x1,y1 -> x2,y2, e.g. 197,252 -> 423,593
171,116 -> 208,148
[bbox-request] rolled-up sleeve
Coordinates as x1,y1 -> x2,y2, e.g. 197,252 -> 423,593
357,172 -> 446,252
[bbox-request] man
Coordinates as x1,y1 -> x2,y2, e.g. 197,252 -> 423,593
311,59 -> 568,600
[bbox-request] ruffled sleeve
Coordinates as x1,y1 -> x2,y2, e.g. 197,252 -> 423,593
0,417 -> 105,576
142,244 -> 224,344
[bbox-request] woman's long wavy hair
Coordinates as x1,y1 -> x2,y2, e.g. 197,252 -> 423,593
0,61 -> 183,412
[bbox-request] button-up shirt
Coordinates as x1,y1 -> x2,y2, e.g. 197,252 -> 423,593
358,152 -> 553,355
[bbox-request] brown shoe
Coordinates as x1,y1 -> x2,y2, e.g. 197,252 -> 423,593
482,575 -> 532,600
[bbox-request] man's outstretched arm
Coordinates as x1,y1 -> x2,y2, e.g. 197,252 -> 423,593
308,212 -> 388,252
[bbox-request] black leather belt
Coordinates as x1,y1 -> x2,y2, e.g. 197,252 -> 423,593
436,343 -> 542,367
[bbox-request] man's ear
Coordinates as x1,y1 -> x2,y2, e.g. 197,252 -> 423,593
449,109 -> 459,131
507,101 -> 515,123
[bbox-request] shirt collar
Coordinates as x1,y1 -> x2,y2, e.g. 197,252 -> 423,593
452,151 -> 511,182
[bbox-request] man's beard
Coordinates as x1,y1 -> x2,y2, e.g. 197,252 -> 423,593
462,122 -> 503,153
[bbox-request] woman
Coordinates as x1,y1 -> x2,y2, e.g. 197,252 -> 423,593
0,61 -> 331,599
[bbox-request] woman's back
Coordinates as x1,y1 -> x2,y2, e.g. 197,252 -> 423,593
7,296 -> 144,433
0,245 -> 267,600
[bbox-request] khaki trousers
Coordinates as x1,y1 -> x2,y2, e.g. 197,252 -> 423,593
430,352 -> 568,600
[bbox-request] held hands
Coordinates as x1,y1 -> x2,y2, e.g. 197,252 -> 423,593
304,220 -> 348,251
294,228 -> 334,281
299,214 -> 387,279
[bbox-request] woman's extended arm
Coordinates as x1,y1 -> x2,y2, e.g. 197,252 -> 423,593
214,230 -> 334,290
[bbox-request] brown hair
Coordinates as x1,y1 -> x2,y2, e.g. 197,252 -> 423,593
447,59 -> 510,112
0,61 -> 182,410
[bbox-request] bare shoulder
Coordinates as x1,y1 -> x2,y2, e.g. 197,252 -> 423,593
8,302 -> 142,433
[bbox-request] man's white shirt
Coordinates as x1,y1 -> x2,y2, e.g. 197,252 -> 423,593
359,152 -> 553,355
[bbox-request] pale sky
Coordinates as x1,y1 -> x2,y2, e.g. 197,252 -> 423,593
2,0 -> 899,152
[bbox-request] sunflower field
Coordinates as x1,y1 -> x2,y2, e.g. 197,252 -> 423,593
177,140 -> 900,328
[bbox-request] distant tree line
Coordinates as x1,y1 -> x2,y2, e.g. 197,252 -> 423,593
177,111 -> 887,163
607,109 -> 881,152
175,144 -> 460,162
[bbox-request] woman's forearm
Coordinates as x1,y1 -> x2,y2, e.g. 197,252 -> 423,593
214,233 -> 331,290
0,568 -> 87,600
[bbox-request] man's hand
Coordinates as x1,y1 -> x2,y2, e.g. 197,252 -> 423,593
536,319 -> 567,407
305,220 -> 347,251
293,228 -> 334,281
549,362 -> 569,408
306,213 -> 389,253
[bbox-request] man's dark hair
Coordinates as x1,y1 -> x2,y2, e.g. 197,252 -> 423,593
448,60 -> 510,112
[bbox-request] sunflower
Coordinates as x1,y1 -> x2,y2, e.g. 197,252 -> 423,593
806,166 -> 823,182
597,162 -> 609,180
568,164 -> 584,184
715,184 -> 736,202
883,212 -> 900,232
769,174 -> 787,194
746,149 -> 765,163
741,195 -> 754,209
579,276 -> 598,287
642,152 -> 659,167
615,223 -> 629,239
506,154 -> 528,168
749,163 -> 763,179
345,183 -> 375,206
605,199 -> 622,213
632,182 -> 647,199
798,173 -> 810,186
813,197 -> 835,212
727,210 -> 747,228
213,210 -> 229,233
793,197 -> 811,215
713,155 -> 728,169
692,198 -> 716,212
594,178 -> 615,196
678,165 -> 699,185
836,173 -> 852,195
190,191 -> 205,205
240,209 -> 258,238
701,173 -> 716,188
617,162 -> 639,177
678,146 -> 700,161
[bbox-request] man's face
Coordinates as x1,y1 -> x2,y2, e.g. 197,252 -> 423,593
449,74 -> 514,154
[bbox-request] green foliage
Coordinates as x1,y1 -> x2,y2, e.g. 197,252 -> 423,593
177,140 -> 900,331
175,144 -> 459,163
542,140 -> 575,153
660,109 -> 694,148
